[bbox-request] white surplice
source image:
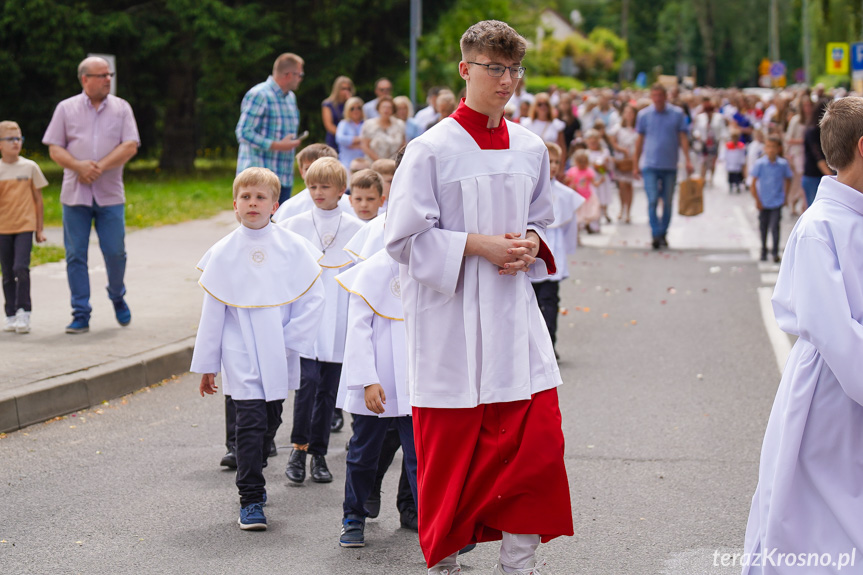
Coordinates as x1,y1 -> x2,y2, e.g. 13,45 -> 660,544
742,176 -> 863,574
334,251 -> 411,417
385,117 -> 563,408
279,206 -> 363,363
530,179 -> 584,284
271,187 -> 353,223
344,212 -> 386,263
189,223 -> 325,401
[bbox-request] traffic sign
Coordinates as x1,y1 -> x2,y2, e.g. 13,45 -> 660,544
826,42 -> 850,75
769,61 -> 786,78
852,43 -> 863,78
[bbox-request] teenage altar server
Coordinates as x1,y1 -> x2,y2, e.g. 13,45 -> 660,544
385,20 -> 573,575
280,157 -> 364,485
191,167 -> 324,530
334,249 -> 418,548
530,142 -> 584,357
741,97 -> 863,574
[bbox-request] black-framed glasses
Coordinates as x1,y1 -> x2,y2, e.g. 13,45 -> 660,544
85,73 -> 114,79
467,62 -> 526,79
0,136 -> 23,143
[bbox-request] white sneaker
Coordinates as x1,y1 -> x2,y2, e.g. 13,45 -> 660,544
15,309 -> 30,334
492,560 -> 549,574
428,566 -> 461,575
4,315 -> 16,332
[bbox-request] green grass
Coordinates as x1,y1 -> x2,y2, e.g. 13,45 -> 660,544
38,157 -> 307,229
31,244 -> 65,266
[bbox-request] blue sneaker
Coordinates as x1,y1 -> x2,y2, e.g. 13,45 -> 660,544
65,318 -> 89,334
113,299 -> 131,326
238,502 -> 267,530
339,514 -> 365,548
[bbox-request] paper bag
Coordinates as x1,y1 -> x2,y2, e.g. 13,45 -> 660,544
678,178 -> 704,216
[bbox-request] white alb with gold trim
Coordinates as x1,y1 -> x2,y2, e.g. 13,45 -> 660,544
280,206 -> 364,362
335,251 -> 411,417
190,223 -> 325,401
344,212 -> 387,263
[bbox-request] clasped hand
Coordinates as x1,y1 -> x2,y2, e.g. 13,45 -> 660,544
474,232 -> 538,276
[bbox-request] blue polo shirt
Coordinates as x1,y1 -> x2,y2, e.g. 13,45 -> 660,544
751,156 -> 793,209
636,104 -> 688,171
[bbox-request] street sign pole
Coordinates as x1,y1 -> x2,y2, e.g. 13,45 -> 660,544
409,0 -> 421,109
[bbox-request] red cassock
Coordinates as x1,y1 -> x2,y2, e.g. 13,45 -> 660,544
413,388 -> 573,567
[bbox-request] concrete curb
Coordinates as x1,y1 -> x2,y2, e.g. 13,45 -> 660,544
0,338 -> 195,433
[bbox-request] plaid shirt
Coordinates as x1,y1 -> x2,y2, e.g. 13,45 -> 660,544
235,76 -> 299,186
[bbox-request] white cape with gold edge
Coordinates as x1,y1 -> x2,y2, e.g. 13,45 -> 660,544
344,213 -> 387,263
335,250 -> 411,417
190,223 -> 325,401
279,208 -> 364,362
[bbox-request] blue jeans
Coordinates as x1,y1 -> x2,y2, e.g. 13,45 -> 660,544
279,184 -> 292,205
62,203 -> 127,321
290,358 -> 342,455
642,168 -> 678,238
344,414 -> 418,518
801,175 -> 821,208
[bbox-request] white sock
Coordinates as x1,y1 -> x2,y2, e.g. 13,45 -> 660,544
500,532 -> 541,572
428,550 -> 459,573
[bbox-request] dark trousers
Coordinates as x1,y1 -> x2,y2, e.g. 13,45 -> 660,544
344,414 -> 418,517
0,232 -> 33,317
235,398 -> 283,507
291,359 -> 341,455
759,207 -> 782,256
225,396 -> 236,451
532,280 -> 560,346
373,423 -> 417,513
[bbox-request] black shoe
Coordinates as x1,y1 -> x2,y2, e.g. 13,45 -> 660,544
310,454 -> 333,483
459,543 -> 477,555
399,507 -> 418,531
331,409 -> 344,432
365,495 -> 381,519
773,254 -> 781,263
651,237 -> 661,250
659,235 -> 668,248
760,251 -> 768,262
220,449 -> 237,469
285,449 -> 307,483
268,440 -> 277,458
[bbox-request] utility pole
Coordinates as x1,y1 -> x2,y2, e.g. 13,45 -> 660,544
803,0 -> 811,84
769,0 -> 780,62
410,0 -> 421,108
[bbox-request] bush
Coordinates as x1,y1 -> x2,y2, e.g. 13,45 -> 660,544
524,76 -> 585,93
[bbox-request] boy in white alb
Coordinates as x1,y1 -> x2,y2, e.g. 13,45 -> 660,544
741,97 -> 863,573
272,144 -> 352,223
280,157 -> 363,484
191,167 -> 324,530
334,249 -> 418,548
385,20 -> 573,575
530,142 -> 584,358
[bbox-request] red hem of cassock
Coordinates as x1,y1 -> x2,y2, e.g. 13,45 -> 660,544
412,387 -> 573,568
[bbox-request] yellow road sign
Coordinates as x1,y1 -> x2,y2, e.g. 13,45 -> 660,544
826,42 -> 850,75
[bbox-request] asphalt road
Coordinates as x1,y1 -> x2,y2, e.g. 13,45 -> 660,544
0,235 -> 781,574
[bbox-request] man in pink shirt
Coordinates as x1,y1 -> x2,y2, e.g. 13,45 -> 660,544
43,56 -> 140,334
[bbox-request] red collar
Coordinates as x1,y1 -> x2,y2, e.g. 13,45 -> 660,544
450,99 -> 510,150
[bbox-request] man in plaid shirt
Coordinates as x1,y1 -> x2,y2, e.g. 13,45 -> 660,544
236,53 -> 305,205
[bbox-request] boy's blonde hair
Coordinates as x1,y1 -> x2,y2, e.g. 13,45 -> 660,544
584,129 -> 600,140
296,143 -> 337,167
460,20 -> 527,61
545,142 -> 562,159
349,157 -> 371,173
305,157 -> 347,190
351,169 -> 383,197
0,121 -> 20,138
370,158 -> 396,176
573,149 -> 590,166
233,167 -> 281,201
821,97 -> 863,171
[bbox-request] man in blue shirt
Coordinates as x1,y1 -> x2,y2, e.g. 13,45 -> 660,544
236,53 -> 305,205
751,136 -> 793,262
634,83 -> 693,249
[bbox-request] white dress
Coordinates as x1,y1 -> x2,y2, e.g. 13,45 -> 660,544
742,176 -> 863,574
335,251 -> 411,417
279,207 -> 364,363
385,117 -> 562,408
520,117 -> 565,144
189,223 -> 325,401
531,180 -> 584,284
588,148 -> 614,205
